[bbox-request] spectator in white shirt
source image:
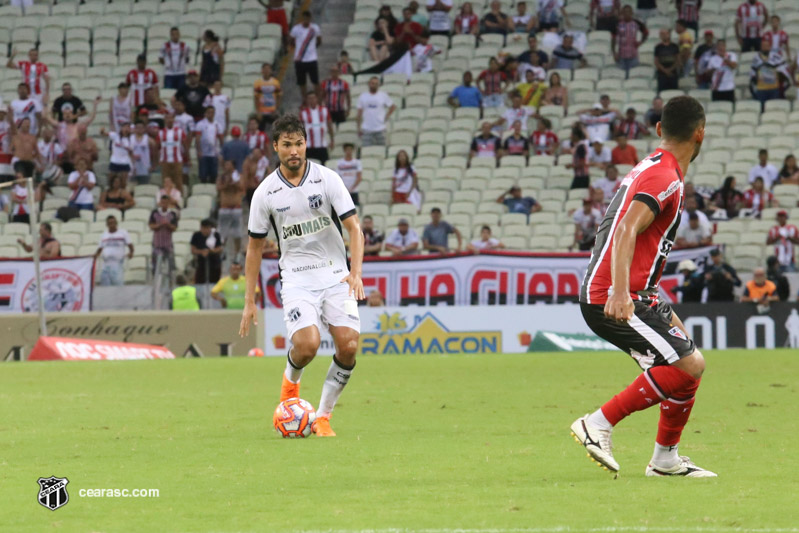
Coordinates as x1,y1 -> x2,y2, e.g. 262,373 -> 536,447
587,138 -> 612,170
357,76 -> 396,147
94,215 -> 134,286
708,40 -> 738,102
573,198 -> 603,251
675,212 -> 713,249
203,80 -> 231,136
591,165 -> 621,203
427,0 -> 453,36
748,148 -> 779,189
194,106 -> 223,183
159,27 -> 191,90
336,143 -> 362,206
467,225 -> 504,253
66,157 -> 97,211
385,218 -> 420,256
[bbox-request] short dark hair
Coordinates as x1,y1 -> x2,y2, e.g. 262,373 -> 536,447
688,212 -> 699,221
343,142 -> 354,149
431,207 -> 442,214
660,95 -> 705,142
340,50 -> 349,57
363,215 -> 373,221
18,82 -> 30,90
271,114 -> 307,143
134,119 -> 144,126
201,218 -> 214,228
302,10 -> 311,17
262,62 -> 272,69
481,225 -> 491,232
106,215 -> 116,222
759,148 -> 768,155
41,222 -> 52,233
170,26 -> 179,32
176,274 -> 187,285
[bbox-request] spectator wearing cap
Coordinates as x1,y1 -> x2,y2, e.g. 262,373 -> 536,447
695,30 -> 716,88
670,259 -> 704,303
191,218 -> 224,284
149,195 -> 178,275
748,148 -> 779,189
587,138 -> 612,170
174,70 -> 211,121
766,255 -> 791,301
448,71 -> 482,109
548,34 -> 586,70
385,219 -> 420,256
615,107 -> 649,139
703,249 -> 741,302
766,210 -> 799,272
126,54 -> 159,109
654,28 -> 681,92
467,225 -> 504,253
423,207 -> 462,254
675,212 -> 712,249
611,5 -> 648,74
611,134 -> 637,165
743,176 -> 777,218
52,83 -> 85,122
742,267 -> 779,306
221,126 -> 250,173
497,186 -> 541,217
572,198 -> 602,251
194,106 -> 224,183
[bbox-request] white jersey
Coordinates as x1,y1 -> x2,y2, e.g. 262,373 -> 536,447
130,134 -> 151,176
98,229 -> 132,264
37,138 -> 63,166
336,158 -> 362,192
108,132 -> 132,166
248,161 -> 357,290
203,93 -> 230,132
159,126 -> 186,163
299,105 -> 329,149
174,112 -> 195,135
502,106 -> 534,133
10,97 -> 42,134
111,95 -> 132,132
159,40 -> 191,76
194,118 -> 222,157
290,23 -> 321,62
255,156 -> 269,183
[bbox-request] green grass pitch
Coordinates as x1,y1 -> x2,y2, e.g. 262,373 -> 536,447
2,350 -> 797,533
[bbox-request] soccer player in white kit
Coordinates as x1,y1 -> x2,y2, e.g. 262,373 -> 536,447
239,114 -> 365,437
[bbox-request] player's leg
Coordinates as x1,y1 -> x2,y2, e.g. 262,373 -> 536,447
313,284 -> 360,436
279,287 -> 323,402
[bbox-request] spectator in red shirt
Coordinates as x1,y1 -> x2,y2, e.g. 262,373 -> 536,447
615,107 -> 650,139
743,176 -> 778,218
611,5 -> 648,73
6,48 -> 49,105
736,0 -> 768,52
395,7 -> 424,48
454,2 -> 479,36
477,58 -> 508,108
611,134 -> 638,165
530,117 -> 559,155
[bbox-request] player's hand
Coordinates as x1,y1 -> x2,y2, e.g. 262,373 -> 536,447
604,290 -> 634,322
239,301 -> 258,337
341,272 -> 366,300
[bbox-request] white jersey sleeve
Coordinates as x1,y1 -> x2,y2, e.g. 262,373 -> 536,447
325,167 -> 357,219
247,183 -> 271,238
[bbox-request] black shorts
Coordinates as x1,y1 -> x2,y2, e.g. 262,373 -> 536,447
306,147 -> 329,164
580,301 -> 695,370
539,21 -> 559,31
13,160 -> 35,178
330,110 -> 347,125
295,61 -> 319,86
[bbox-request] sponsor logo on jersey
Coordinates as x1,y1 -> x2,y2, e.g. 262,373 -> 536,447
281,215 -> 332,240
276,206 -> 290,212
310,178 -> 322,184
267,186 -> 283,195
308,194 -> 323,209
291,261 -> 327,273
658,179 -> 681,202
668,326 -> 687,340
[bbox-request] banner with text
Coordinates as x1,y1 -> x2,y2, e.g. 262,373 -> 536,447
0,256 -> 95,313
263,304 -> 593,356
259,248 -> 717,308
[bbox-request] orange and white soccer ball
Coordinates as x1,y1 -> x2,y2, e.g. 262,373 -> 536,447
273,398 -> 316,438
248,348 -> 264,357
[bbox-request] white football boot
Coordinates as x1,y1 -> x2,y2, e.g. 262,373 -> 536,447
645,456 -> 717,477
570,415 -> 620,474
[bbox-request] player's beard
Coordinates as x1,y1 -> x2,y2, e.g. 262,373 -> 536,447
690,137 -> 703,162
282,154 -> 305,172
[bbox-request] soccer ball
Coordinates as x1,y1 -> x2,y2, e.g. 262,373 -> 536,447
273,398 -> 316,438
248,348 -> 264,357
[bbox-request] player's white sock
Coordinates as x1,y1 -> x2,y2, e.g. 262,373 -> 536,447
587,408 -> 613,430
317,356 -> 354,418
284,350 -> 304,384
651,442 -> 679,468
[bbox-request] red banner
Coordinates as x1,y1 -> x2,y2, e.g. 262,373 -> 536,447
28,337 -> 176,361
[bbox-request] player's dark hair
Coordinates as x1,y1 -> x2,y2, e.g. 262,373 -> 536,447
271,114 -> 307,143
660,95 -> 705,142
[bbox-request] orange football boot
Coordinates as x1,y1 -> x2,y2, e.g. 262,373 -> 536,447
280,375 -> 300,402
312,415 -> 336,437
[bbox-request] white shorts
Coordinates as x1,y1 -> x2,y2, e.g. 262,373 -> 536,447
281,282 -> 361,341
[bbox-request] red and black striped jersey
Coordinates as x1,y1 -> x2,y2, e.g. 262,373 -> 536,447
581,149 -> 684,305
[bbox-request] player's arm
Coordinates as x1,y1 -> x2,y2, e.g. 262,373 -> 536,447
341,214 -> 366,300
605,199 -> 656,321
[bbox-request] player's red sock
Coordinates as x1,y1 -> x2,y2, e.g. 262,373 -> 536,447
656,378 -> 701,446
601,366 -> 698,426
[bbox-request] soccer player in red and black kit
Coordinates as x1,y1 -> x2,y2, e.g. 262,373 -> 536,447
571,96 -> 716,478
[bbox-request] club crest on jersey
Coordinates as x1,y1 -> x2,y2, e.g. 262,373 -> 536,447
668,326 -> 687,340
658,180 -> 681,202
287,307 -> 301,322
308,194 -> 323,209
